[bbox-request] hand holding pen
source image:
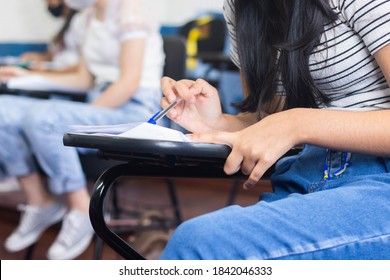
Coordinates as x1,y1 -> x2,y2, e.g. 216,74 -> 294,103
148,97 -> 183,124
158,77 -> 225,133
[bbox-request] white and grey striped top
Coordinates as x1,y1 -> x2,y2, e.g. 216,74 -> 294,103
223,0 -> 390,110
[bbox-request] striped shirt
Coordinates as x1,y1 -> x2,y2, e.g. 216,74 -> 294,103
223,0 -> 390,110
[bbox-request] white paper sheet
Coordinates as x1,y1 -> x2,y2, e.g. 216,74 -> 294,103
68,122 -> 191,142
7,75 -> 85,93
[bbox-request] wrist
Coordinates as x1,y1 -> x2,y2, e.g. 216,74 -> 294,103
212,113 -> 252,132
196,113 -> 225,133
288,107 -> 318,146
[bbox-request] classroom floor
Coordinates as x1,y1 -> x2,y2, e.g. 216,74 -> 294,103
0,177 -> 271,260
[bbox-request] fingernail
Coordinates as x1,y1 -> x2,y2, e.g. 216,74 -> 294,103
243,183 -> 252,190
168,97 -> 175,103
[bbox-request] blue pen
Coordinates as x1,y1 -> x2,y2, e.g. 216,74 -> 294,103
147,98 -> 183,124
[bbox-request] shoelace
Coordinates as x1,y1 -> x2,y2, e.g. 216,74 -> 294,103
16,204 -> 41,233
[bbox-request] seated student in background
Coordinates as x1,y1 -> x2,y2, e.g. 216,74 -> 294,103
19,0 -> 83,72
0,0 -> 164,260
159,0 -> 390,259
0,0 -> 84,190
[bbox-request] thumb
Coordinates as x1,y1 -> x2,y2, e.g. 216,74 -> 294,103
189,131 -> 244,176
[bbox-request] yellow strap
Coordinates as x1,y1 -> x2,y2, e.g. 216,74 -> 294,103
186,16 -> 214,70
187,28 -> 200,69
196,15 -> 213,26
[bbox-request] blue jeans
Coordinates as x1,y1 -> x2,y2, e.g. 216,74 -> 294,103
160,145 -> 390,259
0,86 -> 160,195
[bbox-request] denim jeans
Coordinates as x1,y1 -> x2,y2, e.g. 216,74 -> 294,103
0,86 -> 160,195
160,145 -> 390,259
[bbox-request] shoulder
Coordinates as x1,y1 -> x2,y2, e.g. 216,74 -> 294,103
112,0 -> 160,40
222,0 -> 241,68
332,0 -> 390,16
223,0 -> 235,23
223,0 -> 236,35
69,9 -> 90,27
69,7 -> 94,30
114,0 -> 154,26
117,0 -> 147,17
332,0 -> 390,53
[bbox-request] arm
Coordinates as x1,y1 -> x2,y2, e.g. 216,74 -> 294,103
293,43 -> 390,156
32,64 -> 80,74
20,51 -> 53,63
0,58 -> 93,91
190,44 -> 390,189
91,38 -> 145,108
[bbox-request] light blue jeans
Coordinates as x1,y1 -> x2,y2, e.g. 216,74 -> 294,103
0,85 -> 161,195
160,145 -> 390,259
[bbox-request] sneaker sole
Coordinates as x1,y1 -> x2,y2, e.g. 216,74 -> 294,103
4,206 -> 67,252
47,232 -> 95,260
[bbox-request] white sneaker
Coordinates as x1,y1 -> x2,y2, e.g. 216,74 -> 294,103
4,203 -> 66,252
47,210 -> 95,260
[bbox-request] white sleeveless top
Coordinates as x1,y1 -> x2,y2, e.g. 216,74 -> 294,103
80,0 -> 164,89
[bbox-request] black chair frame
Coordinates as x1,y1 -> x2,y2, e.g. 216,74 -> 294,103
63,133 -> 300,260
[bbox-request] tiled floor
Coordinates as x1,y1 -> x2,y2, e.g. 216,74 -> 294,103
0,177 -> 271,260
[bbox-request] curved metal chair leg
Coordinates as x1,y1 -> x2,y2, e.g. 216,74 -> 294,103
89,164 -> 145,260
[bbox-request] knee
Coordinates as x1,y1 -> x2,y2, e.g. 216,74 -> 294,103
24,102 -> 52,125
162,208 -> 236,260
162,217 -> 209,259
0,96 -> 22,124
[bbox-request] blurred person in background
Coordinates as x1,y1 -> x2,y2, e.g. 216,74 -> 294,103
0,0 -> 164,260
19,0 -> 83,72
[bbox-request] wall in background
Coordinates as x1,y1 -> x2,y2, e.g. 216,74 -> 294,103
0,0 -> 224,43
0,0 -> 242,113
0,0 -> 62,42
147,0 -> 224,25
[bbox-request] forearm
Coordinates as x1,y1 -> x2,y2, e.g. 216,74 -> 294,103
91,78 -> 139,108
20,51 -> 52,62
32,64 -> 80,74
293,108 -> 390,156
216,112 -> 257,132
38,71 -> 92,90
36,57 -> 92,90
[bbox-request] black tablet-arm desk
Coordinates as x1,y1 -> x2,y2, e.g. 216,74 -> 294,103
63,133 -> 243,260
0,83 -> 87,102
63,132 -> 299,260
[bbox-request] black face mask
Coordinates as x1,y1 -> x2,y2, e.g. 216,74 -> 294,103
47,3 -> 65,18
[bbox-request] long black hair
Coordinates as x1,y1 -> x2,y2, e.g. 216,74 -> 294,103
53,8 -> 78,49
233,0 -> 338,115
